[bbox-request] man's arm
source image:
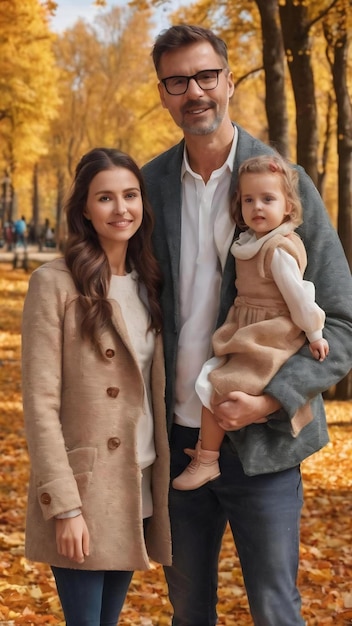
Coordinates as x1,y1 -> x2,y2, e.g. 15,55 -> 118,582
212,391 -> 280,430
265,167 -> 352,419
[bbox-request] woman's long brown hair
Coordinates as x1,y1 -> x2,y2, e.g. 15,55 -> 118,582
64,148 -> 162,351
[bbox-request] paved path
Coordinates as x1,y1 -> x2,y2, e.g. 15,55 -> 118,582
0,246 -> 60,267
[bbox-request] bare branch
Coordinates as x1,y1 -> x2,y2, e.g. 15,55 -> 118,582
234,66 -> 263,89
303,0 -> 340,36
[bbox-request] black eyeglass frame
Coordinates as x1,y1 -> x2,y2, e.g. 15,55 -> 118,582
160,69 -> 224,95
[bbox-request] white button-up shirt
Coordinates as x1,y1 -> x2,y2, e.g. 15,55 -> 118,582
174,129 -> 238,427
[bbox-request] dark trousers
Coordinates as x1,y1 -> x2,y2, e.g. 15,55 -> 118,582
51,567 -> 133,626
165,424 -> 306,626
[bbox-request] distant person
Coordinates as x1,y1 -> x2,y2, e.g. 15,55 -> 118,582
14,215 -> 27,248
4,221 -> 15,251
22,148 -> 171,626
173,154 -> 329,490
27,220 -> 36,245
45,221 -> 55,247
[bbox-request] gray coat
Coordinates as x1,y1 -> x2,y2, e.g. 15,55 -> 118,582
22,259 -> 172,569
142,124 -> 352,476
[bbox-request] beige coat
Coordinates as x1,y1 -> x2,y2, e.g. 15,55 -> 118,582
22,258 -> 171,570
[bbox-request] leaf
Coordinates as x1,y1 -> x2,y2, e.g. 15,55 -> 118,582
0,263 -> 352,624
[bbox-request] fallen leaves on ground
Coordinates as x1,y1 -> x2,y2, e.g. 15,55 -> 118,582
0,264 -> 351,625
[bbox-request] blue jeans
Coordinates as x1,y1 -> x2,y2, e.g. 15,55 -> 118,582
165,424 -> 305,626
51,567 -> 133,626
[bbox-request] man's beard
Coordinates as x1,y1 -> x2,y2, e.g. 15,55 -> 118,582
180,99 -> 222,135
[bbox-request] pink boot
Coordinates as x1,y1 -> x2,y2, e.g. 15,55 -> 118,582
172,446 -> 220,490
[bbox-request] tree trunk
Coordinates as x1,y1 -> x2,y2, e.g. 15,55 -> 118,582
254,0 -> 289,157
317,92 -> 334,197
32,163 -> 40,242
279,0 -> 318,184
323,4 -> 352,399
56,168 -> 66,251
331,26 -> 352,269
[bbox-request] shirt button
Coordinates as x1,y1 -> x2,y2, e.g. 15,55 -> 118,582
105,349 -> 115,358
107,437 -> 121,450
106,387 -> 119,398
40,493 -> 51,505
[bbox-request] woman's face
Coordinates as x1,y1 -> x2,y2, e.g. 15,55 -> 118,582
84,166 -> 143,254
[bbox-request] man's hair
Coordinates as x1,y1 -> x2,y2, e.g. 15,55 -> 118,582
152,24 -> 228,75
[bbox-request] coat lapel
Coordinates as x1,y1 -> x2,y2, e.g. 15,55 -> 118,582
160,142 -> 183,289
109,303 -> 143,376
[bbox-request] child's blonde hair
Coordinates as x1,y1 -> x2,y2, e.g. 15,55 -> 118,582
232,154 -> 303,229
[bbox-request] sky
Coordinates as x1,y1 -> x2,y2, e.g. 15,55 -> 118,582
49,0 -> 183,34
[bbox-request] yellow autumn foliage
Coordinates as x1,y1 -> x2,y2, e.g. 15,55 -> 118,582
0,0 -> 60,194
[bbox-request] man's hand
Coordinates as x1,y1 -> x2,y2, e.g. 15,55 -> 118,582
55,514 -> 90,564
211,391 -> 281,431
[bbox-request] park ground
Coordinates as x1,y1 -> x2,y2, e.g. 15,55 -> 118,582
0,262 -> 351,625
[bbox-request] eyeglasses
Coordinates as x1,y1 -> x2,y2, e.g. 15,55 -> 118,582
161,69 -> 224,96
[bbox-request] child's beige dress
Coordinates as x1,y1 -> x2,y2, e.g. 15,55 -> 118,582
196,222 -> 326,435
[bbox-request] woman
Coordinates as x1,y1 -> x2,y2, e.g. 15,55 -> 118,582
22,148 -> 171,626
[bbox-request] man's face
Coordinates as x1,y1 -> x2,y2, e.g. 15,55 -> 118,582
157,41 -> 234,136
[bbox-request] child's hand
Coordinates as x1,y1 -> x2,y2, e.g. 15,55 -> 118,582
309,338 -> 329,362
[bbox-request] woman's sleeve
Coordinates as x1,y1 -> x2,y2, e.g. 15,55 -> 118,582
22,267 -> 82,520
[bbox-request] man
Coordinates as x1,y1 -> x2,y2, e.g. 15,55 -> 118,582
142,24 -> 352,626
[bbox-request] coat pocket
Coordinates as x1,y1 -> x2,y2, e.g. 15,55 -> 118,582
67,447 -> 97,499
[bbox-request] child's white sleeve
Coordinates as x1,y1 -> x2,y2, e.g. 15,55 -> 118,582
195,356 -> 226,412
271,247 -> 325,343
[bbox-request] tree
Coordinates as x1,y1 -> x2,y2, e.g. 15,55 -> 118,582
278,0 -> 319,183
38,3 -> 172,240
0,0 -> 59,217
46,5 -> 158,176
323,2 -> 352,269
323,1 -> 352,398
254,0 -> 289,157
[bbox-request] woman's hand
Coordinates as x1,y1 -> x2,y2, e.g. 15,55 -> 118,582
211,391 -> 281,431
55,514 -> 90,564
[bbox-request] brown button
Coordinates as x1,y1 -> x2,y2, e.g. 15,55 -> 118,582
106,387 -> 119,398
105,349 -> 115,358
107,437 -> 121,450
40,493 -> 51,505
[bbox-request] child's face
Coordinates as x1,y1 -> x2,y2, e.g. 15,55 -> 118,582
240,172 -> 291,238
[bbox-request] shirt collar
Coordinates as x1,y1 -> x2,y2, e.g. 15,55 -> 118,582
231,221 -> 296,260
181,125 -> 238,180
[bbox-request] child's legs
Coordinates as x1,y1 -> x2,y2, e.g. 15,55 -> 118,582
200,407 -> 225,451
